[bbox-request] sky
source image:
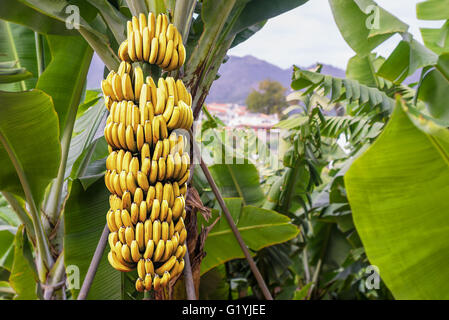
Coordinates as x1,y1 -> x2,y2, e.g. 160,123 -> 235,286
229,0 -> 443,70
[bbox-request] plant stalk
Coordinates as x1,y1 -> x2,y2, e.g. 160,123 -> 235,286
34,32 -> 45,76
183,250 -> 197,300
77,224 -> 109,300
199,157 -> 273,300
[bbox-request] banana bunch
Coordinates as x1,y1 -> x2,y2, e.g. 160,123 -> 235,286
101,12 -> 193,293
118,12 -> 186,71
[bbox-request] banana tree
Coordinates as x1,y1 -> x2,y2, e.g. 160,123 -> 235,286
0,0 -> 308,300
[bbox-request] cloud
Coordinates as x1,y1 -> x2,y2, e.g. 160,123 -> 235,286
229,0 -> 443,69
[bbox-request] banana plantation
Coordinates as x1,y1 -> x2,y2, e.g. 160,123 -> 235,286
0,0 -> 448,301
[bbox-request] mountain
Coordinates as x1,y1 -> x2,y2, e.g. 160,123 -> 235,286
206,55 -> 346,104
86,54 -> 346,104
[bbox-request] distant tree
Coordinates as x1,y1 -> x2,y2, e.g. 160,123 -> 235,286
246,80 -> 288,115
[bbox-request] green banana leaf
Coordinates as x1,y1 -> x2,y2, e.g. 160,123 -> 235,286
37,35 -> 93,132
0,0 -> 76,35
417,0 -> 449,21
329,0 -> 408,56
9,225 -> 38,300
0,21 -> 39,91
64,179 -> 121,300
0,90 -> 61,207
199,198 -> 299,275
345,97 -> 449,299
209,163 -> 265,206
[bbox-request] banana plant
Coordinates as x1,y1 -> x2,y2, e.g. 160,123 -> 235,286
0,0 -> 309,300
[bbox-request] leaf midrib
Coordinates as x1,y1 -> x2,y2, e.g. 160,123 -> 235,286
208,221 -> 290,237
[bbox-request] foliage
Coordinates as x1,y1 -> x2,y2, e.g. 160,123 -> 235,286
246,80 -> 289,115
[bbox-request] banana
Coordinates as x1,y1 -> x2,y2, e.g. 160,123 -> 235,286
134,187 -> 144,205
156,34 -> 167,65
126,171 -> 137,194
108,251 -> 133,272
139,12 -> 147,35
153,219 -> 161,244
161,39 -> 174,69
152,115 -> 160,145
172,197 -> 184,220
148,12 -> 156,36
160,271 -> 170,288
166,77 -> 178,104
162,138 -> 170,159
108,231 -> 118,249
156,255 -> 176,275
144,218 -> 153,245
178,43 -> 186,69
161,14 -> 168,37
179,228 -> 187,244
155,12 -> 162,37
166,48 -> 178,71
143,239 -> 155,259
163,183 -> 173,206
144,120 -> 152,145
167,208 -> 173,225
139,84 -> 150,119
129,157 -> 139,178
176,79 -> 186,103
111,123 -> 121,150
101,80 -> 115,100
150,198 -> 160,221
149,160 -> 158,184
149,37 -> 159,64
137,259 -> 146,279
175,217 -> 185,234
163,96 -> 175,123
134,67 -> 144,101
153,274 -> 161,291
139,201 -> 147,222
128,31 -> 136,61
152,140 -> 163,161
161,239 -> 173,261
136,124 -> 144,151
131,240 -> 142,262
130,202 -> 139,225
177,259 -> 185,275
158,157 -> 166,181
160,200 -> 169,222
146,186 -> 156,210
135,278 -> 145,292
136,222 -> 145,252
144,274 -> 152,291
137,171 -> 149,191
159,115 -> 168,140
155,182 -> 163,202
114,209 -> 123,230
119,170 -> 127,194
179,183 -> 187,197
178,170 -> 190,186
173,153 -> 182,181
141,157 -> 151,176
112,172 -> 123,197
166,155 -> 175,180
121,244 -> 133,263
173,182 -> 180,197
116,150 -> 125,172
122,151 -> 132,172
153,239 -> 165,262
174,244 -> 184,259
161,221 -> 169,242
132,15 -> 139,33
134,29 -> 143,61
141,143 -> 151,162
147,76 -> 158,103
121,209 -> 133,227
166,24 -> 175,41
145,259 -> 154,274
125,125 -> 137,152
171,231 -> 178,250
155,87 -> 166,115
167,106 -> 180,130
125,226 -> 134,247
112,73 -> 124,101
118,40 -> 130,62
170,259 -> 180,277
122,73 -> 135,101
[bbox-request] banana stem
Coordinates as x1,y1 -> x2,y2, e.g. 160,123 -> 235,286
183,249 -> 196,300
198,156 -> 273,300
77,224 -> 110,300
34,32 -> 45,76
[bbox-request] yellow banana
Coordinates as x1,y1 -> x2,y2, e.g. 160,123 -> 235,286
137,259 -> 146,279
136,222 -> 144,252
149,160 -> 158,184
130,202 -> 139,225
135,278 -> 145,292
145,259 -> 154,274
139,201 -> 147,222
161,39 -> 174,69
149,37 -> 158,64
108,231 -> 118,249
121,244 -> 133,263
134,187 -> 144,205
121,209 -> 133,227
107,210 -> 118,232
126,171 -> 137,194
153,220 -> 161,244
128,31 -> 136,61
160,271 -> 170,288
150,198 -> 160,221
125,125 -> 137,152
144,218 -> 153,245
144,274 -> 152,291
153,239 -> 165,262
156,255 -> 176,276
156,34 -> 167,65
125,226 -> 134,247
137,171 -> 149,191
131,240 -> 141,262
146,186 -> 156,210
134,67 -> 144,101
143,239 -> 154,259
